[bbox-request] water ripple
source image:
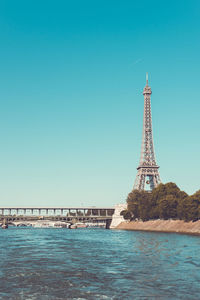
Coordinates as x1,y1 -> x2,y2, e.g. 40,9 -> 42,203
0,228 -> 200,299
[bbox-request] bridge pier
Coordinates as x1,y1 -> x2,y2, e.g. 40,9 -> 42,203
105,219 -> 112,229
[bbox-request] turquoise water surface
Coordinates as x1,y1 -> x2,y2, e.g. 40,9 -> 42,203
0,228 -> 200,299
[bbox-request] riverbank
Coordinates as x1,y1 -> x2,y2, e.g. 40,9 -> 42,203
115,219 -> 200,235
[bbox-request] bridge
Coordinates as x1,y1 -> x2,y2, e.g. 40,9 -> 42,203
0,206 -> 115,228
0,206 -> 114,216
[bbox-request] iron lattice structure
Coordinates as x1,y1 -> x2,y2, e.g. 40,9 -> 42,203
133,74 -> 161,191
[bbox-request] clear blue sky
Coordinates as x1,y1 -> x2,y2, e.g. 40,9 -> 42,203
0,0 -> 199,206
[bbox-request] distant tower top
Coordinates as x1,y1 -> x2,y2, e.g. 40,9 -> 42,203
146,72 -> 148,86
143,73 -> 152,95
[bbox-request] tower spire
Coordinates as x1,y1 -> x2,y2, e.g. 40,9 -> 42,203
133,75 -> 161,191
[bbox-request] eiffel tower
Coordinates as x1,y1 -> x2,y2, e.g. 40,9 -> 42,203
133,74 -> 161,191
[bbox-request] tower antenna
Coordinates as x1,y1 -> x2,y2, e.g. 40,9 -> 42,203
146,72 -> 148,86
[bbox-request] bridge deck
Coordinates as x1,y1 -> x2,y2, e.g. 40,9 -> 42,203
0,207 -> 115,217
0,206 -> 114,210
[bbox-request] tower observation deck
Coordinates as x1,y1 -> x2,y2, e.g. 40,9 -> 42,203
133,74 -> 161,191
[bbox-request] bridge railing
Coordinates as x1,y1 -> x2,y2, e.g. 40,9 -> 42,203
0,208 -> 115,217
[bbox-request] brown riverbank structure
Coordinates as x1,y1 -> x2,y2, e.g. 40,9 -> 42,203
133,74 -> 161,191
116,220 -> 200,236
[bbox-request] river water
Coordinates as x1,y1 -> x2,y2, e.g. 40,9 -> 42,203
0,228 -> 200,299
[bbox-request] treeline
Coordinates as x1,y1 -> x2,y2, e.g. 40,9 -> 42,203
121,183 -> 200,222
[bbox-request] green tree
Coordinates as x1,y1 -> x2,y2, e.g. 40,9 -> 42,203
120,210 -> 133,220
181,191 -> 200,221
124,182 -> 192,222
158,195 -> 178,219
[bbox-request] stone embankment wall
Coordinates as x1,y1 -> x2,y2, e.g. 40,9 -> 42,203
115,219 -> 200,235
110,203 -> 127,229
